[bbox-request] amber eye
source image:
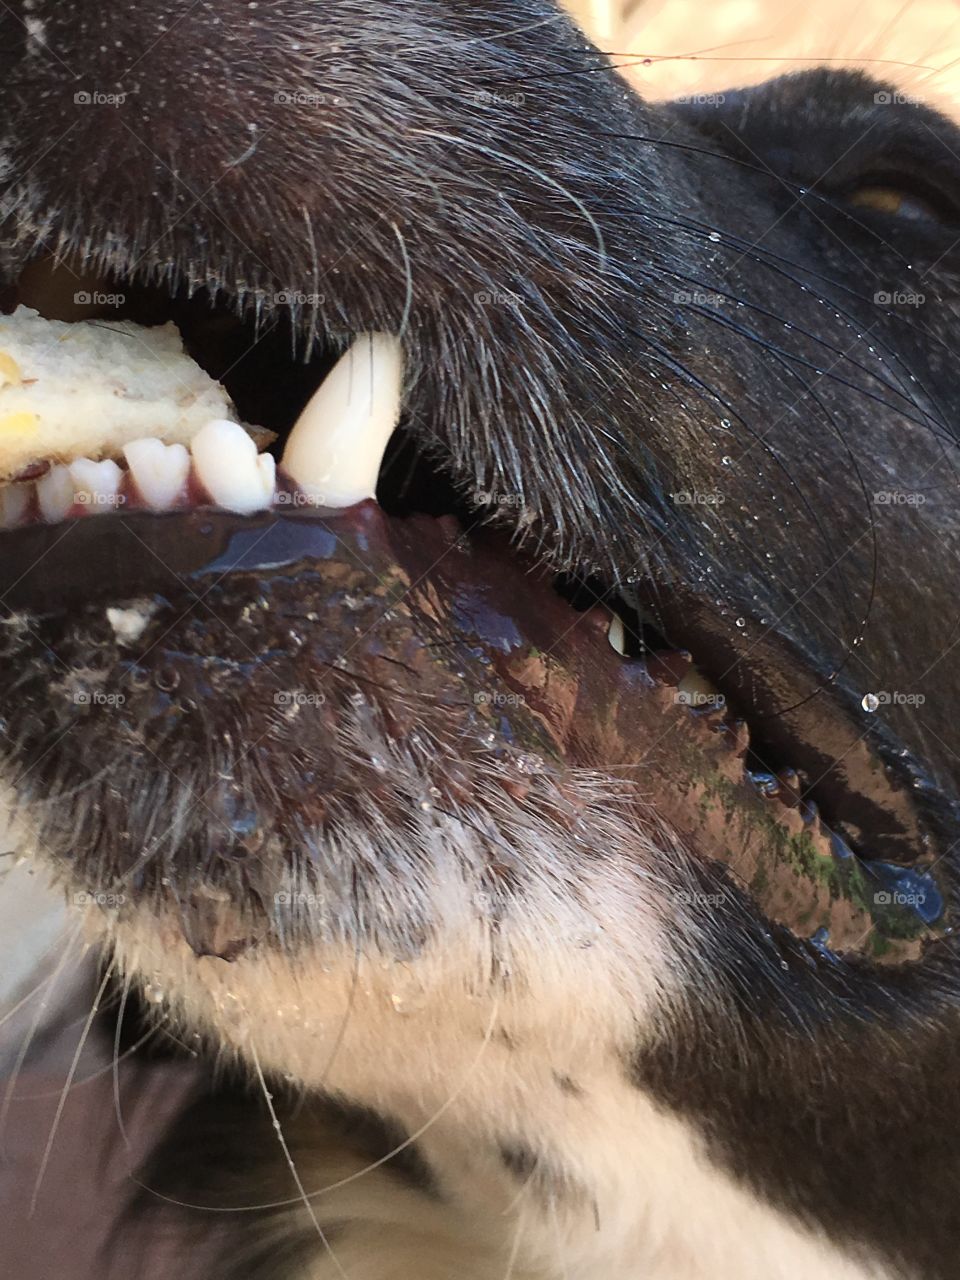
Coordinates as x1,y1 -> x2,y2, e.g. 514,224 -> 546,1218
847,184 -> 943,223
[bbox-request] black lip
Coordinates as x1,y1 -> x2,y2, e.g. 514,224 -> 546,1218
0,500 -> 947,955
0,508 -> 350,614
2,504 -> 955,878
643,583 -> 960,870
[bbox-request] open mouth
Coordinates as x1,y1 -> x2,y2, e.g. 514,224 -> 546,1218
0,255 -> 951,962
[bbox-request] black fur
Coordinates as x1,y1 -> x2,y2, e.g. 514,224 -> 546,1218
3,2 -> 960,1277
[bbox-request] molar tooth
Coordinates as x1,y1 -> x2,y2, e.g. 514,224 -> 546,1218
37,464 -> 74,522
190,419 -> 275,514
0,482 -> 30,529
123,438 -> 191,511
281,333 -> 403,508
68,457 -> 123,511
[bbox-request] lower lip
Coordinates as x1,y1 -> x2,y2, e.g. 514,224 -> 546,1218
0,505 -> 360,614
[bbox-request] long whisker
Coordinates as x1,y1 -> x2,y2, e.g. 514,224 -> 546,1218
29,958 -> 115,1216
249,1038 -> 350,1280
9,1020 -> 159,1102
113,970 -> 133,1149
126,996 -> 502,1215
0,925 -> 88,1154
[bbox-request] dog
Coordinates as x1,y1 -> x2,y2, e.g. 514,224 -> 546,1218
1,2 -> 959,1277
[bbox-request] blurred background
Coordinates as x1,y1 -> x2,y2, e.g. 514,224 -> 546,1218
567,0 -> 960,111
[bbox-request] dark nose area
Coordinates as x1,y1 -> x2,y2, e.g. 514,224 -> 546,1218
0,2 -> 279,230
0,0 -> 374,308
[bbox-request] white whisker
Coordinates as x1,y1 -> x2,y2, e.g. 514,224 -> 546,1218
0,925 -> 87,1154
28,959 -> 115,1217
249,1038 -> 351,1280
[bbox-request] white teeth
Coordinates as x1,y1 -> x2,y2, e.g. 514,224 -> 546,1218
282,333 -> 403,508
69,457 -> 123,511
123,438 -> 191,512
0,483 -> 30,529
608,614 -> 628,656
37,464 -> 74,522
190,419 -> 276,514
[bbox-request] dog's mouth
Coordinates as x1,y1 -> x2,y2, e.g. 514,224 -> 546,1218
0,255 -> 951,963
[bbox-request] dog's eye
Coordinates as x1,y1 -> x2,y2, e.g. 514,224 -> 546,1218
845,183 -> 946,224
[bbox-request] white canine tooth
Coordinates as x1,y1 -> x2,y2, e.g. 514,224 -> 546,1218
190,419 -> 275,514
69,458 -> 123,511
282,333 -> 403,508
0,483 -> 30,529
608,614 -> 628,656
124,438 -> 191,512
37,464 -> 75,522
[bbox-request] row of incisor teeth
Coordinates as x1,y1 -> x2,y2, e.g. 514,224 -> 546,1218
0,332 -> 405,527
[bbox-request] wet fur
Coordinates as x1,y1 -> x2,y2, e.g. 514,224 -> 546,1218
2,2 -> 960,1278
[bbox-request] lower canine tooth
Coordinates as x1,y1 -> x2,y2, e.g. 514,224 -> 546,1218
37,464 -> 74,522
69,457 -> 123,510
124,438 -> 191,511
281,333 -> 403,508
190,419 -> 275,514
608,615 -> 628,656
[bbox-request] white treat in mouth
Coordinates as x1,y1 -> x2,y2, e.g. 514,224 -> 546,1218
0,305 -> 239,482
0,304 -> 405,524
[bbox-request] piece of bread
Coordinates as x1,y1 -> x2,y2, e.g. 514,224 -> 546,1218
0,306 -> 240,483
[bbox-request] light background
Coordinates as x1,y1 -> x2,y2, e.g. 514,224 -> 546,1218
565,0 -> 960,113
